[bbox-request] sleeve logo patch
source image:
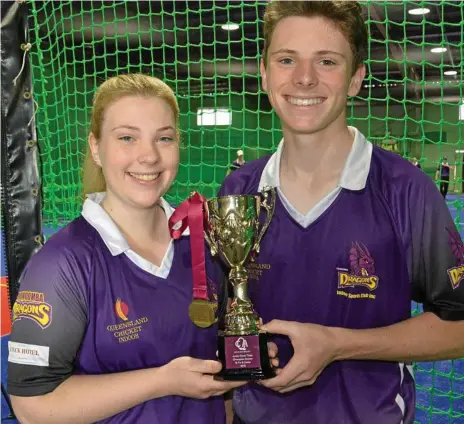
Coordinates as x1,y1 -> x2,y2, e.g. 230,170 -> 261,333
447,228 -> 464,289
8,342 -> 50,366
12,291 -> 52,329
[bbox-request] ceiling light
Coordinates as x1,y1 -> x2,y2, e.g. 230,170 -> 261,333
408,8 -> 430,15
444,70 -> 458,76
431,47 -> 447,53
221,23 -> 239,31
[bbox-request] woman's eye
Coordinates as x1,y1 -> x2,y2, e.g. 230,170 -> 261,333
279,58 -> 293,65
159,136 -> 174,143
119,135 -> 134,143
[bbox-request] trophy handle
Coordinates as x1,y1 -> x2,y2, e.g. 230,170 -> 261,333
203,202 -> 219,257
253,187 -> 275,254
204,231 -> 219,257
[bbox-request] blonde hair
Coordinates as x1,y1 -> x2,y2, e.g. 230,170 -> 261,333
262,1 -> 368,74
82,73 -> 179,197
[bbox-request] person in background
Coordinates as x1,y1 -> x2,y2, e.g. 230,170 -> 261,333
218,2 -> 464,424
7,73 -> 251,424
412,157 -> 421,169
229,150 -> 246,172
435,156 -> 455,199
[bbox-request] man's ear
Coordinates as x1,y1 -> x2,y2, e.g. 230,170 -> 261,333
260,58 -> 268,93
348,64 -> 366,97
88,132 -> 101,167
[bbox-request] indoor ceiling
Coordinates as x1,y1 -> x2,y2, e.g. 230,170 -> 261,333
30,1 -> 463,102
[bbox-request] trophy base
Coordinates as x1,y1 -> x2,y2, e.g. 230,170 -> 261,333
216,331 -> 275,381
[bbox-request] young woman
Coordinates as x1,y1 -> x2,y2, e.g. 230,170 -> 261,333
8,73 -> 246,424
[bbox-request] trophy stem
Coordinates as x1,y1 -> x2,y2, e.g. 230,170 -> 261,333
224,266 -> 260,335
230,266 -> 251,304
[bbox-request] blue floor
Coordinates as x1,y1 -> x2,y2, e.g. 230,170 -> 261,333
2,195 -> 464,423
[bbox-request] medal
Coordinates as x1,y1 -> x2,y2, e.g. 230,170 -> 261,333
188,299 -> 217,328
169,192 -> 218,328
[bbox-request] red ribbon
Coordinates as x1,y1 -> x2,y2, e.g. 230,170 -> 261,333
168,192 -> 209,301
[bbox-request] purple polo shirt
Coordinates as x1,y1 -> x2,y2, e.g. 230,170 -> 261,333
219,134 -> 464,424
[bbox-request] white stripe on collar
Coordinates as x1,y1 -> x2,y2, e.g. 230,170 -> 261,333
81,192 -> 189,257
258,126 -> 372,192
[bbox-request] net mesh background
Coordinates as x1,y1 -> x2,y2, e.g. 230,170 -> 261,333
20,1 -> 464,422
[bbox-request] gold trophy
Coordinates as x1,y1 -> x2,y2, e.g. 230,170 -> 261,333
204,188 -> 276,380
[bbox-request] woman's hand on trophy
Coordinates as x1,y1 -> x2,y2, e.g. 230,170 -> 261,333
162,356 -> 247,399
257,320 -> 339,393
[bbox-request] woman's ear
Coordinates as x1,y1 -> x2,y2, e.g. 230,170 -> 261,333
88,133 -> 101,167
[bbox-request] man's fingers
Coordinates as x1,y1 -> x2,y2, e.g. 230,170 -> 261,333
260,356 -> 304,389
267,342 -> 278,358
261,319 -> 295,336
259,367 -> 294,388
271,357 -> 279,368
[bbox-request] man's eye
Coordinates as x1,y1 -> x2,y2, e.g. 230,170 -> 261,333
320,59 -> 336,66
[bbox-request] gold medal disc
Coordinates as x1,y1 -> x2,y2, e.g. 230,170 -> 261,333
189,299 -> 217,328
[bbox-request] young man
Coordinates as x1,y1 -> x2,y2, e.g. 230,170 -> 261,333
435,157 -> 455,198
218,2 -> 464,424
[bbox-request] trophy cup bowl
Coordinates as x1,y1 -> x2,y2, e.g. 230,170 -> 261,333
205,188 -> 276,380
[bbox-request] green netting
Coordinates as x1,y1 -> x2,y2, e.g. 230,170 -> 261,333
27,1 -> 463,422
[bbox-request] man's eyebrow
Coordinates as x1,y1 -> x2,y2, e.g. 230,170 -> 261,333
316,50 -> 347,59
270,49 -> 299,57
270,49 -> 347,59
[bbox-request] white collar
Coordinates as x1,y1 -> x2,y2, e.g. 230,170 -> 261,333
258,126 -> 372,192
81,192 -> 189,257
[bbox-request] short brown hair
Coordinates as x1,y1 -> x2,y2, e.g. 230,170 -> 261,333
262,1 -> 368,73
82,73 -> 179,196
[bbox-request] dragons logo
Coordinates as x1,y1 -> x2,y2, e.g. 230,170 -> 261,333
349,242 -> 375,277
338,242 -> 379,291
447,228 -> 464,289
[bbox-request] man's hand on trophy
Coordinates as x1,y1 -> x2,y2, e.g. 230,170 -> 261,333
257,320 -> 339,393
162,356 -> 247,398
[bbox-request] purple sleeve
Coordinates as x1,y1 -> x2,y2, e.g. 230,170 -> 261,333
217,158 -> 268,198
410,178 -> 464,320
7,244 -> 88,396
217,174 -> 244,198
